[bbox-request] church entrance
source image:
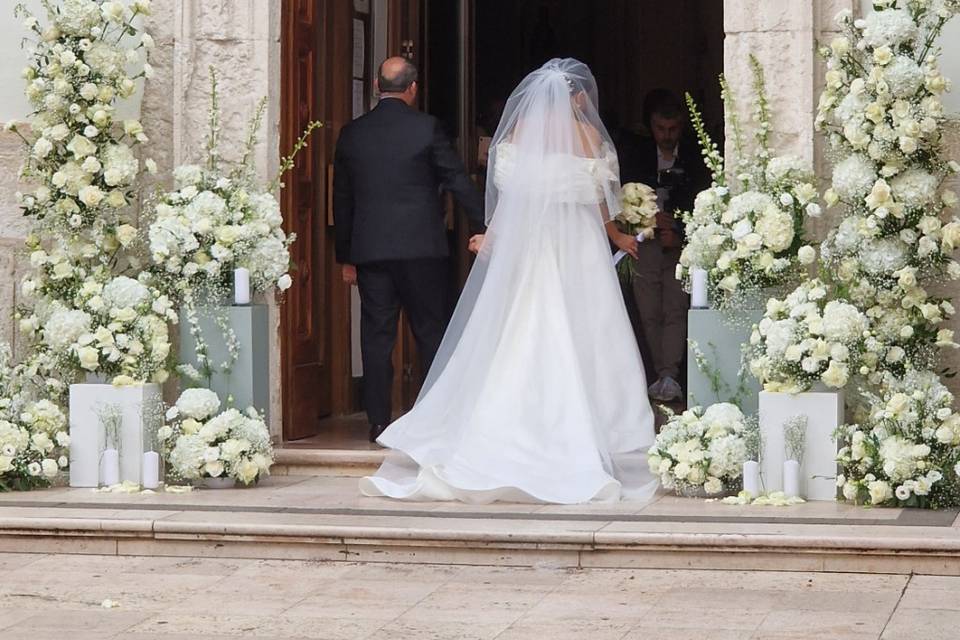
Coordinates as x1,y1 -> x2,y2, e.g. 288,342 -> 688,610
279,0 -> 724,446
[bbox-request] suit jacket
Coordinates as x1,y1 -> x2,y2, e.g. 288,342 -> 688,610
616,133 -> 709,234
333,98 -> 485,265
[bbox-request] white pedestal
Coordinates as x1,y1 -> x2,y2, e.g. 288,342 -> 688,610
759,390 -> 843,501
69,383 -> 162,487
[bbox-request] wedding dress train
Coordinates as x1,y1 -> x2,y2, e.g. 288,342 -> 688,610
359,59 -> 658,504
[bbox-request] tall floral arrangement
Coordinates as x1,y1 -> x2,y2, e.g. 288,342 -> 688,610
146,70 -> 320,383
678,56 -> 822,312
816,0 -> 960,380
10,0 -> 164,392
805,0 -> 960,508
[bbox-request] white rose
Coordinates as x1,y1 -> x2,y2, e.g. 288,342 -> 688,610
277,274 -> 292,291
76,345 -> 100,371
797,245 -> 816,265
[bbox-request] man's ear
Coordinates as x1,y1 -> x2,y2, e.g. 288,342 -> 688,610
374,78 -> 381,94
409,81 -> 418,97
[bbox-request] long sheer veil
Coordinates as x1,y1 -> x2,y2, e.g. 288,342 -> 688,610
421,58 -> 622,396
366,59 -> 657,504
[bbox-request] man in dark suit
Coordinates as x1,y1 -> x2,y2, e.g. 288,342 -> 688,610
334,56 -> 485,442
617,89 -> 709,403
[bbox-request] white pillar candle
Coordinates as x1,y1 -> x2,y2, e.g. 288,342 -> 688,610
783,459 -> 801,498
142,451 -> 160,489
234,267 -> 251,305
101,448 -> 120,487
742,460 -> 760,496
690,268 -> 708,309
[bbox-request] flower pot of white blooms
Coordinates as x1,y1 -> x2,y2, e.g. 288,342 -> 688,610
159,388 -> 275,490
648,403 -> 756,498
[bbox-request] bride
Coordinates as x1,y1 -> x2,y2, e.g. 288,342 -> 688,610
359,58 -> 657,504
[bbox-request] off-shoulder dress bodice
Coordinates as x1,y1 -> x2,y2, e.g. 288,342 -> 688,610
492,141 -> 619,205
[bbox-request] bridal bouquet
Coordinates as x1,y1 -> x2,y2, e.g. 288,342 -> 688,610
836,370 -> 960,508
748,279 -> 868,393
815,1 -> 960,378
0,345 -> 70,491
678,57 -> 821,311
159,388 -> 274,485
614,182 -> 658,278
647,403 -> 751,496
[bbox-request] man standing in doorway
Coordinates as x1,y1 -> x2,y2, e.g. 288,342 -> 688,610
334,56 -> 485,442
619,89 -> 708,403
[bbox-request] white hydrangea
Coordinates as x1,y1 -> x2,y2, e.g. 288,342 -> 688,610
822,300 -> 868,342
890,168 -> 939,209
58,0 -> 103,36
832,154 -> 877,200
175,388 -> 221,421
754,207 -> 795,252
169,433 -> 206,479
173,164 -> 204,188
860,237 -> 908,275
101,276 -> 151,310
101,143 -> 138,187
861,9 -> 919,48
83,41 -> 125,77
884,56 -> 925,99
43,307 -> 92,350
765,155 -> 810,182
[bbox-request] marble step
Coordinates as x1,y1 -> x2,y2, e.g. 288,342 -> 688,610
273,448 -> 386,477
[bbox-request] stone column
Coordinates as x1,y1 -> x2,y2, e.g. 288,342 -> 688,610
142,0 -> 284,439
723,0 -> 858,242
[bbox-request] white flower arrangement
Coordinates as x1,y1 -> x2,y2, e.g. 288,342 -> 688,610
18,253 -> 174,385
159,389 -> 274,486
836,370 -> 960,508
678,56 -> 821,312
647,403 -> 752,495
0,344 -> 70,491
748,279 -> 869,393
12,0 -> 152,239
146,70 -> 319,383
816,0 -> 960,381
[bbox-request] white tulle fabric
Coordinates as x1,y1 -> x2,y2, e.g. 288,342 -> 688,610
359,59 -> 657,504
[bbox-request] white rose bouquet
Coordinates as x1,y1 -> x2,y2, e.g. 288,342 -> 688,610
816,1 -> 960,379
836,370 -> 960,508
0,345 -> 70,491
160,388 -> 274,486
678,56 -> 820,312
614,181 -> 658,278
748,279 -> 869,393
647,403 -> 752,496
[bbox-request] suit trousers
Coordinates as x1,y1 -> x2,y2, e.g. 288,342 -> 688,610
357,259 -> 448,426
630,242 -> 688,381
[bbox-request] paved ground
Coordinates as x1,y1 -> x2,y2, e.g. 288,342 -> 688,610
0,553 -> 955,639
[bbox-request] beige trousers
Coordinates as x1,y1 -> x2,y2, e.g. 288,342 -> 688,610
630,242 -> 688,381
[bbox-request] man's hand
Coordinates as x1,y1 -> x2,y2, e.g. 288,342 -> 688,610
612,231 -> 639,260
342,264 -> 357,286
468,234 -> 485,254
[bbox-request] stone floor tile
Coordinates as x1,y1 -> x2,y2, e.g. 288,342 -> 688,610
756,609 -> 888,636
881,607 -> 960,640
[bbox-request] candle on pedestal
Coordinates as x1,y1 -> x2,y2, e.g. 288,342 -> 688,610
742,460 -> 760,496
101,449 -> 120,486
691,268 -> 709,309
783,459 -> 801,498
142,451 -> 160,489
234,267 -> 251,305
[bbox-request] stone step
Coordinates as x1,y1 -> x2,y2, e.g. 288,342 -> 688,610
0,505 -> 958,576
272,448 -> 386,477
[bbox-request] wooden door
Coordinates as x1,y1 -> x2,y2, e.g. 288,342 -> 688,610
280,0 -> 354,440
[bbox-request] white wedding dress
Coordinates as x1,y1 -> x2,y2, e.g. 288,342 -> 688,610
359,59 -> 657,505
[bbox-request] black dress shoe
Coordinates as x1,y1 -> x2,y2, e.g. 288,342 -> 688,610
369,424 -> 387,443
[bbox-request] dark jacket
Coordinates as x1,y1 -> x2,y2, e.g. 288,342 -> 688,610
617,132 -> 709,224
333,98 -> 485,265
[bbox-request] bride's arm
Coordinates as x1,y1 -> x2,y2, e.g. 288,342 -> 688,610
602,203 -> 639,259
